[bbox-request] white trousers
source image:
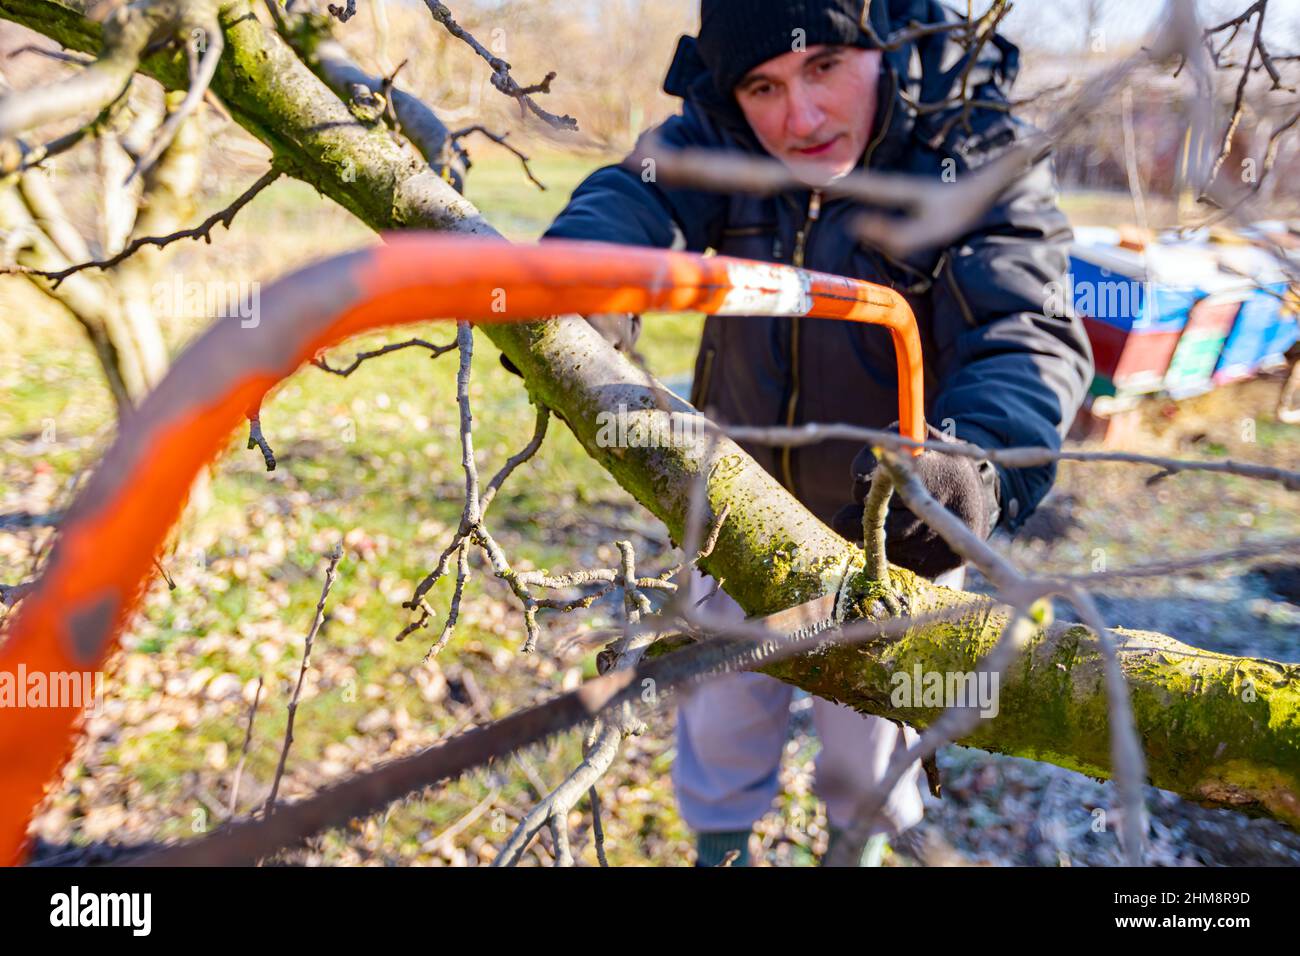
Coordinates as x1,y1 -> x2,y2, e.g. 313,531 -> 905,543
672,565 -> 966,836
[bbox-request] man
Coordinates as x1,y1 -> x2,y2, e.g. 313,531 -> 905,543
539,0 -> 1094,865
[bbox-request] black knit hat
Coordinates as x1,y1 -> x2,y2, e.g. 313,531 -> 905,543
697,0 -> 883,94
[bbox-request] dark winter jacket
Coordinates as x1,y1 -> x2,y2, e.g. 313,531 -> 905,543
542,0 -> 1094,533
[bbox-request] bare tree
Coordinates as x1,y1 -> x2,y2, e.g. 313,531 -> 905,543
0,0 -> 1298,869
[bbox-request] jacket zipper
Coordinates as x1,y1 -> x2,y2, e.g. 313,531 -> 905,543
777,68 -> 896,493
780,188 -> 822,492
691,346 -> 716,410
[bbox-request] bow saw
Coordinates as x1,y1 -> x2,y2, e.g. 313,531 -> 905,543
0,235 -> 928,864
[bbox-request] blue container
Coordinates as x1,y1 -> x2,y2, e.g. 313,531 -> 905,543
1215,283 -> 1295,382
1260,299 -> 1299,363
1068,237 -> 1214,334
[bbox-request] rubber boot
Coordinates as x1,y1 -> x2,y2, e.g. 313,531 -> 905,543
695,829 -> 752,867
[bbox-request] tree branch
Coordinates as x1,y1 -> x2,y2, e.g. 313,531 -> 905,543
5,165 -> 281,285
0,0 -> 155,138
421,0 -> 577,132
124,14 -> 223,185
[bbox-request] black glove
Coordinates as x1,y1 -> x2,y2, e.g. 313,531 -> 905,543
500,313 -> 642,376
830,423 -> 1000,579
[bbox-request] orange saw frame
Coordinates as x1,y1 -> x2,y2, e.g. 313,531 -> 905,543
0,235 -> 926,864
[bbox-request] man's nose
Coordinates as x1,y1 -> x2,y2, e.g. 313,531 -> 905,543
785,86 -> 825,140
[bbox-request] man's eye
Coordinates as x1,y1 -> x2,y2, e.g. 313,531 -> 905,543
816,58 -> 840,75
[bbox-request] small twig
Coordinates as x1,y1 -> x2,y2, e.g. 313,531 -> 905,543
1,84 -> 132,177
246,415 -> 276,472
861,467 -> 895,582
857,15 -> 974,52
265,542 -> 344,816
394,596 -> 437,643
694,576 -> 724,608
1044,538 -> 1300,588
378,58 -> 408,141
327,0 -> 357,22
404,337 -> 557,654
588,785 -> 608,867
716,421 -> 1300,492
312,337 -> 457,376
422,0 -> 577,131
6,167 -> 281,286
696,501 -> 730,565
1184,107 -> 1300,231
479,405 -> 549,514
7,44 -> 95,65
425,785 -> 499,855
548,815 -> 573,867
228,676 -> 264,818
423,544 -> 468,662
678,433 -> 721,577
152,555 -> 176,591
515,568 -> 674,591
1062,588 -> 1150,866
904,0 -> 1014,147
454,322 -> 482,526
613,540 -> 652,654
1120,86 -> 1149,233
450,125 -> 546,190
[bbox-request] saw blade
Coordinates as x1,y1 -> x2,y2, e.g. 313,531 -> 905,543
743,592 -> 840,640
133,592 -> 854,865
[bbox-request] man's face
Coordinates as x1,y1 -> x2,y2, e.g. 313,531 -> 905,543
733,45 -> 883,184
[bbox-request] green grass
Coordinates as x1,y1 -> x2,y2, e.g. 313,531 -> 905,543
462,146 -> 609,240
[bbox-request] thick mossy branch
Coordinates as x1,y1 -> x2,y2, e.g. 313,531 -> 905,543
763,572 -> 1300,827
4,0 -> 1298,826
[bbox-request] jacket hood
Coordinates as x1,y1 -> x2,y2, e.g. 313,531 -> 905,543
662,0 -> 1022,172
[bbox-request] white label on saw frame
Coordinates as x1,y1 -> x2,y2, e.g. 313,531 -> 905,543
716,262 -> 813,316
